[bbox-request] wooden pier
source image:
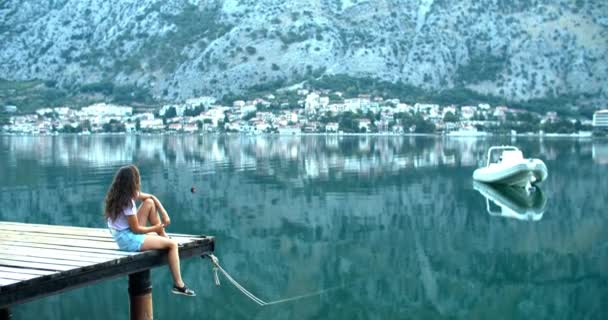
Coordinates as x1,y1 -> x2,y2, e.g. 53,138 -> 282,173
0,221 -> 214,318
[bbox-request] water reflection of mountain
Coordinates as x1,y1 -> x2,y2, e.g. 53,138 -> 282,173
2,136 -> 606,319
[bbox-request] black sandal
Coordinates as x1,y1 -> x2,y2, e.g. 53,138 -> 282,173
172,284 -> 196,297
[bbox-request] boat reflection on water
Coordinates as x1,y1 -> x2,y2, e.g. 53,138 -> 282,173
473,181 -> 547,221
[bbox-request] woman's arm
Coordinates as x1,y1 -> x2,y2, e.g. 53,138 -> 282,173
137,191 -> 171,226
127,215 -> 164,234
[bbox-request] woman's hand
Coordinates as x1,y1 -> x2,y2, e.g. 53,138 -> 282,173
153,223 -> 165,233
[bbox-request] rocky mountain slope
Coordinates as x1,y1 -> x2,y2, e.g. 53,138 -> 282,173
0,0 -> 606,107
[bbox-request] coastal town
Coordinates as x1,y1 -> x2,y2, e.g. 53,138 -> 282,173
2,88 -> 606,136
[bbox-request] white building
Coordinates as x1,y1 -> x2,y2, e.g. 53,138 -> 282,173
325,122 -> 339,132
233,100 -> 246,108
36,108 -> 54,116
358,119 -> 371,132
4,105 -> 17,113
186,96 -> 216,109
305,92 -> 320,114
54,107 -> 71,116
461,106 -> 477,120
593,110 -> 608,128
319,97 -> 330,107
344,98 -> 363,112
159,104 -> 185,117
124,122 -> 136,132
395,103 -> 413,113
278,125 -> 302,135
80,103 -> 132,117
140,119 -> 164,131
132,113 -> 155,121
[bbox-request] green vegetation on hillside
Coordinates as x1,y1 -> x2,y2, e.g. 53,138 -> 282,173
0,79 -> 72,113
80,82 -> 155,105
0,79 -> 158,113
456,54 -> 506,83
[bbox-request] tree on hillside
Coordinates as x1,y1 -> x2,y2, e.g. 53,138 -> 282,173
103,119 -> 126,132
443,111 -> 458,122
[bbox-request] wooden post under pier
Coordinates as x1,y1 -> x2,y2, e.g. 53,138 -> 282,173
0,308 -> 10,320
129,270 -> 153,320
0,221 -> 214,318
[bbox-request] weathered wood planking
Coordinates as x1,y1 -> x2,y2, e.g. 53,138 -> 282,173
0,221 -> 214,308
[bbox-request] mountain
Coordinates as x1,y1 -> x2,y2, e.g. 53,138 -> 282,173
0,0 -> 607,110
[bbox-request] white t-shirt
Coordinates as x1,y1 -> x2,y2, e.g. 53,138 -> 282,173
107,199 -> 137,230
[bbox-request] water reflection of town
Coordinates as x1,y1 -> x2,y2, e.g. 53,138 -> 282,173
3,135 -> 604,179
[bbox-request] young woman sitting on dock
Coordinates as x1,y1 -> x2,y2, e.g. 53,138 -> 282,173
104,165 -> 196,297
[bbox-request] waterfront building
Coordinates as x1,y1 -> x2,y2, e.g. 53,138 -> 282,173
124,122 -> 136,132
593,109 -> 608,128
325,122 -> 339,132
140,119 -> 164,131
167,123 -> 183,131
183,123 -> 199,132
461,106 -> 476,120
277,125 -> 302,135
358,119 -> 371,132
543,111 -> 558,124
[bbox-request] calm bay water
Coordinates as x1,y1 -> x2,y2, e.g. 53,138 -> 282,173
1,135 -> 607,319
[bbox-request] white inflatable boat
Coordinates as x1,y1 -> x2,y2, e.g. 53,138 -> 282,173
473,181 -> 547,221
473,146 -> 547,188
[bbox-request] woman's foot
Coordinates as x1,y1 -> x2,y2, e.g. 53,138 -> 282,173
172,284 -> 196,297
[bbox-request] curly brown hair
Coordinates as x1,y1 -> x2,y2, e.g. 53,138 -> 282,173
104,165 -> 141,222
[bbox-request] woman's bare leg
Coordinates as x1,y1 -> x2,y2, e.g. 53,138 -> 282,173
137,198 -> 168,237
140,235 -> 184,288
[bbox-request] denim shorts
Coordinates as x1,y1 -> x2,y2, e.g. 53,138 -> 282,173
110,228 -> 145,252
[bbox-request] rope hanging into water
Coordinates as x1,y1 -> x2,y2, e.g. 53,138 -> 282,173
204,253 -> 341,306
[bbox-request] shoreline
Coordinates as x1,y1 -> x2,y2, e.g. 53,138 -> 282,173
0,131 -> 605,139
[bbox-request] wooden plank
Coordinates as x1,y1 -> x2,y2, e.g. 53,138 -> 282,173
1,231 -> 200,250
0,279 -> 18,286
0,259 -> 75,272
0,272 -> 39,281
0,244 -> 126,259
0,266 -> 55,276
0,234 -> 120,250
0,244 -> 128,260
0,254 -> 93,268
1,230 -> 116,243
0,246 -> 115,263
0,241 -> 135,256
0,227 -> 202,245
0,222 -> 109,233
0,224 -> 113,239
0,222 -> 207,239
